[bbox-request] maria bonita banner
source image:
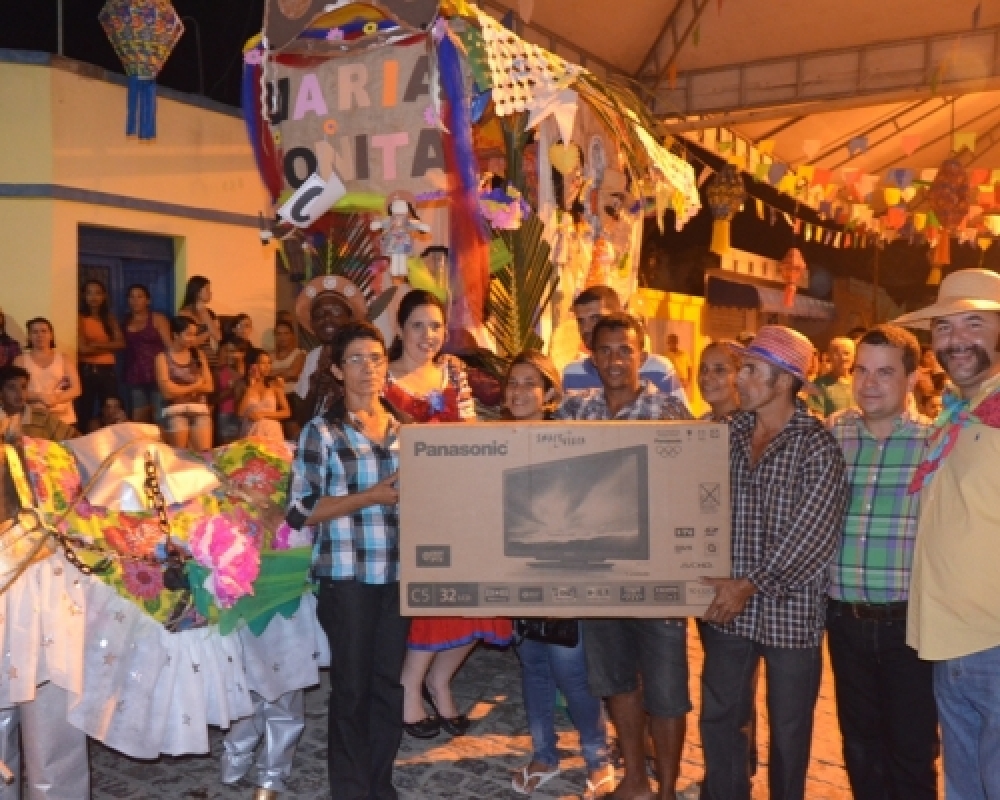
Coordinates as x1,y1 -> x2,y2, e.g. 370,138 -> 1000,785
268,39 -> 446,198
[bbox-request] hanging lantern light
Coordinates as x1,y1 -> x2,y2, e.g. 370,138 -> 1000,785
779,248 -> 806,308
99,0 -> 184,141
927,157 -> 971,271
705,165 -> 745,256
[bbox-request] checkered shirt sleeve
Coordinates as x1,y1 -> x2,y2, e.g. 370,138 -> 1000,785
286,414 -> 400,584
828,410 -> 930,603
717,405 -> 849,648
554,382 -> 693,421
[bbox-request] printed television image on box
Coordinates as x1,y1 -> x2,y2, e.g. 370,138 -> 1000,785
503,445 -> 649,569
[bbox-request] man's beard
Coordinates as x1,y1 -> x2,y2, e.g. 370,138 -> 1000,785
936,344 -> 993,381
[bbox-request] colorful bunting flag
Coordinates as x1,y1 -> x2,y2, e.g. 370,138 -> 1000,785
757,139 -> 775,155
954,131 -> 977,153
901,134 -> 921,156
848,136 -> 869,156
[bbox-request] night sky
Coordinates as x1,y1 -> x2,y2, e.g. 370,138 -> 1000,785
0,0 -> 264,107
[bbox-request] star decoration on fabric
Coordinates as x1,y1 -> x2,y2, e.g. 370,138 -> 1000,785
69,603 -> 83,616
104,654 -> 117,667
192,663 -> 200,674
116,700 -> 125,713
114,611 -> 126,623
182,714 -> 191,725
41,636 -> 54,648
273,663 -> 281,672
130,670 -> 142,682
165,655 -> 172,666
312,652 -> 320,660
53,567 -> 63,576
7,667 -> 17,680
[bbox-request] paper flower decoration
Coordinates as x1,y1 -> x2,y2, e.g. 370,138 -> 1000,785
479,186 -> 531,230
99,0 -> 184,140
705,165 -> 745,255
779,248 -> 806,308
927,158 -> 971,281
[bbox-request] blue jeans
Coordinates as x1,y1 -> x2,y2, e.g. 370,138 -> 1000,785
518,627 -> 609,773
699,622 -> 823,800
933,643 -> 1000,800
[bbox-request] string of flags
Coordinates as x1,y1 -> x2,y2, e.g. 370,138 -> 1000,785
676,124 -> 1000,258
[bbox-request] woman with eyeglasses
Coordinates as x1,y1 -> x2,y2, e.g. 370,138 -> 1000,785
285,320 -> 410,799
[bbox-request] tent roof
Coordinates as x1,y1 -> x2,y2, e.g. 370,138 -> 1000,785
482,0 -> 997,78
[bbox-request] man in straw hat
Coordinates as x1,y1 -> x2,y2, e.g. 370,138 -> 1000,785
894,268 -> 1000,798
292,275 -> 368,430
698,325 -> 848,800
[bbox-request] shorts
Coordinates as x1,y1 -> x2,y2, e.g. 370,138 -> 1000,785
162,403 -> 211,434
582,618 -> 691,719
128,383 -> 163,418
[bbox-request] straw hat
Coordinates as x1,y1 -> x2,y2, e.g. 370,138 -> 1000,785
733,325 -> 816,390
893,269 -> 1000,329
294,275 -> 368,334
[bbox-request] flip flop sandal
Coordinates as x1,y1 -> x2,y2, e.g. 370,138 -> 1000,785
511,764 -> 561,795
582,768 -> 617,800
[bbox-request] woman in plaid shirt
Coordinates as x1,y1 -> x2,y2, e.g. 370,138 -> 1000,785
287,321 -> 409,800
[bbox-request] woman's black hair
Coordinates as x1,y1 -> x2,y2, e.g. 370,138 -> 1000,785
125,284 -> 151,325
168,315 -> 201,367
81,279 -> 115,338
245,347 -> 275,387
180,275 -> 211,311
229,313 -> 252,338
325,321 -> 407,424
25,317 -> 56,349
386,289 -> 447,362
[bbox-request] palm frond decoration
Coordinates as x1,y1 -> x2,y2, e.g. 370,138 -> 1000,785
479,213 -> 558,381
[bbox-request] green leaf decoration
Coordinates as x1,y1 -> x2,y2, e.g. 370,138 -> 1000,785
482,214 -> 558,382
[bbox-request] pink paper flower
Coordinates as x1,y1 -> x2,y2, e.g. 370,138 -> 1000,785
188,514 -> 260,608
243,48 -> 263,66
325,28 -> 344,42
122,560 -> 164,600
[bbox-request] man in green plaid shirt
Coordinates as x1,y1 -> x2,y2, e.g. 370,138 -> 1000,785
826,325 -> 938,800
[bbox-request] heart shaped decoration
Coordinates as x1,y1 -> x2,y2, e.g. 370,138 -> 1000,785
549,142 -> 581,175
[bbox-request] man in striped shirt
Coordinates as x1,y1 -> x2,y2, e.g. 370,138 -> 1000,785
561,285 -> 689,406
826,325 -> 938,800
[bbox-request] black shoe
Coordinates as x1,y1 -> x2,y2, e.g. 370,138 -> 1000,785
422,685 -> 471,737
402,716 -> 440,739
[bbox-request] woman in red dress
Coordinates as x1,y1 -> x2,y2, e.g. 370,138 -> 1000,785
383,290 -> 512,739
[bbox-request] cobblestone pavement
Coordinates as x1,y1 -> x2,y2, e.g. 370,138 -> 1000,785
91,622 -> 923,799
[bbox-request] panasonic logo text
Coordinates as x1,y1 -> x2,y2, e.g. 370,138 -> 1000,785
413,441 -> 509,457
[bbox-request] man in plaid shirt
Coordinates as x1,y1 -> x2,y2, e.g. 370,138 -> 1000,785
286,321 -> 408,800
699,326 -> 848,800
555,312 -> 693,800
826,325 -> 938,799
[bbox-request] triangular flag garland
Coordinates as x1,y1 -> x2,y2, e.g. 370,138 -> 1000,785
671,124 -> 1000,254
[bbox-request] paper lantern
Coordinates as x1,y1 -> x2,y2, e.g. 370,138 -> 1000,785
779,248 -> 806,308
99,0 -> 184,140
705,165 -> 745,255
927,157 -> 971,269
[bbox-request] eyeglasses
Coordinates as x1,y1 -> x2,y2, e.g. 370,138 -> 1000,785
344,353 -> 387,368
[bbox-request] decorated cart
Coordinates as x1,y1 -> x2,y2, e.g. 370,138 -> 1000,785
0,425 -> 327,763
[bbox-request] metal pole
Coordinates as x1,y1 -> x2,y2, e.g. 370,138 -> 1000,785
181,17 -> 205,95
57,0 -> 63,56
872,243 -> 880,324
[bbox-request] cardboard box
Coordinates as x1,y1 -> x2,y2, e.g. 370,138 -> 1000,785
399,420 -> 730,617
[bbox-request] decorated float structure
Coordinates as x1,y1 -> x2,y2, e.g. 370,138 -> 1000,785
0,0 -> 701,790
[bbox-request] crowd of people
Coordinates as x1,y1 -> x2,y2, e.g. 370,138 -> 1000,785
0,276 -> 311,449
2,267 -> 999,800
